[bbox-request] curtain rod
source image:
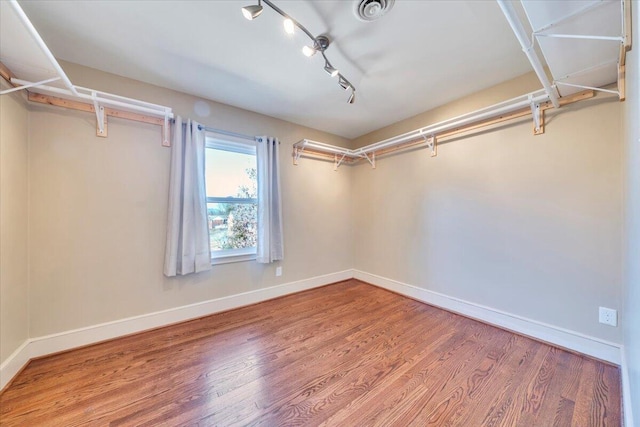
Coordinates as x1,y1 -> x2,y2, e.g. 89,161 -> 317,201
171,120 -> 281,144
197,125 -> 255,142
198,126 -> 279,144
170,118 -> 255,142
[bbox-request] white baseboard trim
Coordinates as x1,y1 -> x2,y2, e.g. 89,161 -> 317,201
0,269 -> 353,391
353,270 -> 622,365
620,348 -> 635,427
0,340 -> 30,391
2,269 -> 624,393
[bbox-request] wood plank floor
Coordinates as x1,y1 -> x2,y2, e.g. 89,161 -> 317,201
0,280 -> 621,426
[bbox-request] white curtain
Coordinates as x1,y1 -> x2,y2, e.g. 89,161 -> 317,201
164,116 -> 212,277
256,136 -> 284,263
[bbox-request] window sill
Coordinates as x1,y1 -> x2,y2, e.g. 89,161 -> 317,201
211,248 -> 257,265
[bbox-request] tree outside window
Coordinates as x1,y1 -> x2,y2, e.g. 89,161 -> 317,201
205,138 -> 257,260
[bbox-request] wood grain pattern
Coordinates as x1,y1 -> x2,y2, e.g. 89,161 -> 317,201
0,280 -> 621,426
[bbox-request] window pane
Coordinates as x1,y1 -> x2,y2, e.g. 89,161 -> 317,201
207,202 -> 257,252
206,149 -> 257,198
205,141 -> 258,259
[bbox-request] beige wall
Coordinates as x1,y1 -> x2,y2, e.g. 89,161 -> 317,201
351,72 -> 544,149
27,63 -> 353,337
7,62 -> 628,357
0,83 -> 30,363
352,73 -> 623,343
623,1 -> 639,422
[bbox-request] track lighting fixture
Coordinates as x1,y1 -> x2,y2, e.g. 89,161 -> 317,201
323,61 -> 339,78
241,0 -> 356,103
241,0 -> 263,20
283,18 -> 295,34
303,35 -> 330,59
302,45 -> 316,57
325,65 -> 339,78
348,90 -> 355,104
338,76 -> 351,91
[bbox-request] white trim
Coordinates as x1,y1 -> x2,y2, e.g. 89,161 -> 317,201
0,269 -> 353,391
205,136 -> 256,154
2,269 -> 625,394
0,340 -> 31,390
211,246 -> 257,265
211,253 -> 257,265
353,270 -> 622,364
620,348 -> 635,427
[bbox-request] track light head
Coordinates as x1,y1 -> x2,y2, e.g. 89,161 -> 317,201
302,45 -> 316,57
338,76 -> 351,90
324,62 -> 339,77
242,0 -> 263,20
283,18 -> 295,34
347,90 -> 355,104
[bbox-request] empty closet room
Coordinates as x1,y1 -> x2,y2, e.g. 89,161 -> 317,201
1,0 -> 638,425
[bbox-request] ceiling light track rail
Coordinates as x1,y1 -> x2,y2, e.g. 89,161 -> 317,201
242,0 -> 356,103
292,89 -> 594,170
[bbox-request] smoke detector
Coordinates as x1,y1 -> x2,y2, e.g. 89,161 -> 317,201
354,0 -> 395,22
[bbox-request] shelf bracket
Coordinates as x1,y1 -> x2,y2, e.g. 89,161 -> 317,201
1,76 -> 60,95
333,153 -> 347,171
163,111 -> 171,147
618,62 -> 626,101
293,145 -> 306,165
362,152 -> 376,169
529,95 -> 544,135
92,91 -> 107,138
421,131 -> 437,157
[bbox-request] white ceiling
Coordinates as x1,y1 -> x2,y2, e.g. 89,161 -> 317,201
14,0 -> 538,139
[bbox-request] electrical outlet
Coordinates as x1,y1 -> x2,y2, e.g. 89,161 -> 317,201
599,307 -> 617,326
275,267 -> 282,277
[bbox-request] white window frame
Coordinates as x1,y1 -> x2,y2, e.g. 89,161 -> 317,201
205,135 -> 258,265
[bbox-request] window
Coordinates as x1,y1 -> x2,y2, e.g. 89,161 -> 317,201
205,136 -> 257,263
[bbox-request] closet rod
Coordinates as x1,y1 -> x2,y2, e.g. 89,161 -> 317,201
11,79 -> 173,118
292,88 -> 595,168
